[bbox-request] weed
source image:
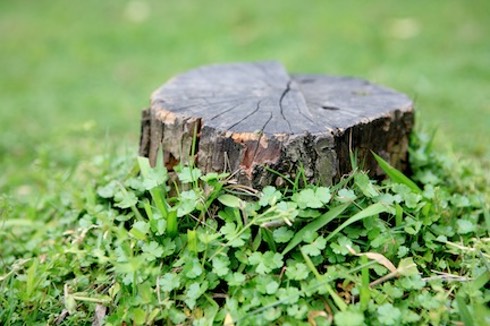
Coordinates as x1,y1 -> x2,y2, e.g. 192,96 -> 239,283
1,132 -> 488,325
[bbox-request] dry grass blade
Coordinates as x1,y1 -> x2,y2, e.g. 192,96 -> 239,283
347,245 -> 397,274
92,304 -> 107,326
349,246 -> 420,287
308,310 -> 329,326
224,312 -> 235,326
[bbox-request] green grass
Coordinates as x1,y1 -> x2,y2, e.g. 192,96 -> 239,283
1,0 -> 489,324
1,0 -> 489,194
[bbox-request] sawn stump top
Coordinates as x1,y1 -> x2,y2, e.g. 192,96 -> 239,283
151,61 -> 413,136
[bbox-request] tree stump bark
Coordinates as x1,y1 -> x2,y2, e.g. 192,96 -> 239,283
139,61 -> 414,188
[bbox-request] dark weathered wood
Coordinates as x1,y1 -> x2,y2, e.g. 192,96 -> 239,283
139,61 -> 414,188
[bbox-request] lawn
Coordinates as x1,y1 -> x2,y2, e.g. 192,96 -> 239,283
1,0 -> 489,192
0,0 -> 489,324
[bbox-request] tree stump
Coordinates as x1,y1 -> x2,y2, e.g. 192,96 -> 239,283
139,61 -> 414,188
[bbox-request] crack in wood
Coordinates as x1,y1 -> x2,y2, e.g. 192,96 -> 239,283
296,101 -> 316,126
322,105 -> 340,111
227,100 -> 262,131
279,80 -> 293,133
154,97 -> 243,113
209,102 -> 242,121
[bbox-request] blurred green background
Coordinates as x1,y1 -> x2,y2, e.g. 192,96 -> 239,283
1,0 -> 489,195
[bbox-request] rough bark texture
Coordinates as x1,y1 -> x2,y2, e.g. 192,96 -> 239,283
139,61 -> 414,188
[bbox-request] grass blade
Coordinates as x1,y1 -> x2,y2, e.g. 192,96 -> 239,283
395,204 -> 403,227
218,194 -> 244,209
372,152 -> 422,194
282,203 -> 349,255
150,188 -> 168,218
187,229 -> 198,254
301,248 -> 347,311
137,156 -> 169,217
360,254 -> 370,311
482,201 -> 490,235
325,203 -> 389,242
167,210 -> 178,237
137,156 -> 152,178
455,293 -> 474,326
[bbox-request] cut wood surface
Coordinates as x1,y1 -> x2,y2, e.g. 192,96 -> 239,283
139,61 -> 414,188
